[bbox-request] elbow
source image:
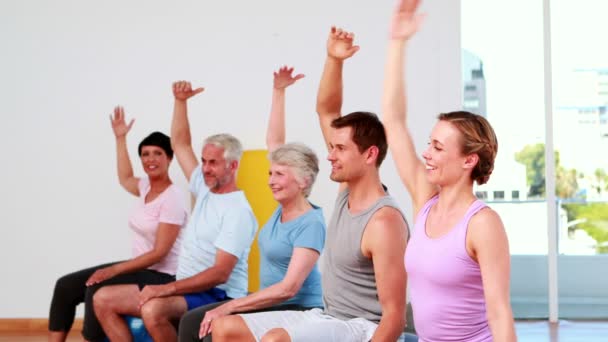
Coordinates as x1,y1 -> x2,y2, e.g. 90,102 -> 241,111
215,269 -> 232,285
315,103 -> 324,115
316,99 -> 331,116
148,250 -> 169,265
278,282 -> 300,300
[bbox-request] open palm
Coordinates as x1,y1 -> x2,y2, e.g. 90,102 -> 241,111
390,0 -> 425,40
273,66 -> 305,89
110,106 -> 134,138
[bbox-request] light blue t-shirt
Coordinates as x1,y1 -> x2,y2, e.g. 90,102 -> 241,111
258,204 -> 326,307
176,166 -> 257,299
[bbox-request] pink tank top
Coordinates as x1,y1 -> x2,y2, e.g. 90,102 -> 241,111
405,195 -> 492,342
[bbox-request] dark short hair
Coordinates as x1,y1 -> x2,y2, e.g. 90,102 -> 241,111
330,111 -> 388,167
138,131 -> 173,159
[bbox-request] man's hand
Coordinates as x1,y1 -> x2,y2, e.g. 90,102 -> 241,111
326,26 -> 360,61
173,81 -> 204,101
138,283 -> 175,307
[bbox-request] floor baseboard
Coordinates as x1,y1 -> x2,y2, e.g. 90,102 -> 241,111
0,319 -> 83,333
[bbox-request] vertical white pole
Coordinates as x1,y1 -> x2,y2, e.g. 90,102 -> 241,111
543,0 -> 559,323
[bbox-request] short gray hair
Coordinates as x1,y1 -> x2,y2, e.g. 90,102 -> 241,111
203,134 -> 243,162
269,143 -> 319,197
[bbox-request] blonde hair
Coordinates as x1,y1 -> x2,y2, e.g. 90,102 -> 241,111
438,111 -> 498,185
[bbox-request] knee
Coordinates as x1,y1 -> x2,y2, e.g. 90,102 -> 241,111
140,299 -> 166,327
211,316 -> 243,339
260,329 -> 290,342
53,274 -> 75,295
92,287 -> 112,312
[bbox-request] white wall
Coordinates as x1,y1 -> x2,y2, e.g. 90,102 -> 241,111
0,0 -> 461,317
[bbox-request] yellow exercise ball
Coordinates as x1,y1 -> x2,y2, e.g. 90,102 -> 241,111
236,149 -> 278,292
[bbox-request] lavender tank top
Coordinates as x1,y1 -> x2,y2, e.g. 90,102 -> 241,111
405,195 -> 492,342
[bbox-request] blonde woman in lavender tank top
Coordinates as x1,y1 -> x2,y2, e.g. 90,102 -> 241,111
382,0 -> 516,341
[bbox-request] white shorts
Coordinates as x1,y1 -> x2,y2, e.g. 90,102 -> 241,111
239,308 -> 378,342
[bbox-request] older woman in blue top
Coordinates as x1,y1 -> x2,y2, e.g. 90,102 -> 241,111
177,66 -> 326,342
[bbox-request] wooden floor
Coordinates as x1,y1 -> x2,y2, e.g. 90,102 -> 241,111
0,331 -> 81,342
0,321 -> 606,341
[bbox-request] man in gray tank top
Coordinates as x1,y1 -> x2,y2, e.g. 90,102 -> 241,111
206,27 -> 410,342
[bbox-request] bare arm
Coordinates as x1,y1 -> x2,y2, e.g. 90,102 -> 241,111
266,66 -> 305,152
85,223 -> 181,286
382,0 -> 436,214
362,207 -> 409,342
469,209 -> 516,341
171,81 -> 204,181
138,248 -> 238,306
316,27 -> 360,152
198,247 -> 320,337
110,106 -> 139,196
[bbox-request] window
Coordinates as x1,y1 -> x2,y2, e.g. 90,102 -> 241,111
475,191 -> 488,200
493,191 -> 505,200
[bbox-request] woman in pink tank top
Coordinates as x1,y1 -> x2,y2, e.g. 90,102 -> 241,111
381,1 -> 516,341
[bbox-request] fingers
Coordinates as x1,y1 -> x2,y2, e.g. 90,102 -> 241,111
127,118 -> 135,131
330,26 -> 355,41
199,318 -> 209,338
401,0 -> 421,13
85,270 -> 103,286
199,314 -> 215,338
172,81 -> 205,99
172,81 -> 191,93
138,293 -> 149,308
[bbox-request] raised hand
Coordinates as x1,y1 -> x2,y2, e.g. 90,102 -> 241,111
110,106 -> 134,138
326,26 -> 360,60
273,66 -> 305,90
390,0 -> 425,41
172,81 -> 205,101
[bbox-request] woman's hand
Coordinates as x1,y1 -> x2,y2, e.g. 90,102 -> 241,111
273,66 -> 304,90
85,266 -> 119,286
110,106 -> 134,138
198,304 -> 232,338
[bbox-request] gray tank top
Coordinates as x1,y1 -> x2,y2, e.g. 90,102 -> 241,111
322,188 -> 408,323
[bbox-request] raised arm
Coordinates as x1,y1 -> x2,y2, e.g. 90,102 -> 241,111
316,26 -> 360,151
171,81 -> 205,181
266,66 -> 305,152
198,247 -> 320,337
382,0 -> 436,214
470,210 -> 516,341
363,208 -> 409,342
110,106 -> 139,196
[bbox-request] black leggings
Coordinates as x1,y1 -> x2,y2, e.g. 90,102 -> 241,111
48,261 -> 175,341
178,302 -> 318,342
